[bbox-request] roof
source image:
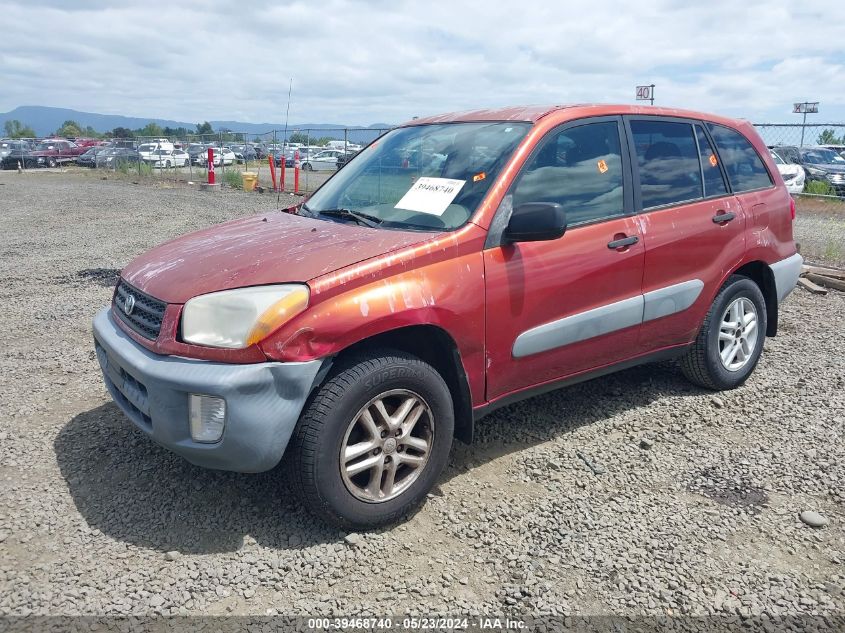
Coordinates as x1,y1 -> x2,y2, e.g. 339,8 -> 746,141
400,104 -> 745,127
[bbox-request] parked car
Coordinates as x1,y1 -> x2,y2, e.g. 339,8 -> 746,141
0,139 -> 84,168
93,104 -> 801,529
230,144 -> 257,163
301,149 -> 346,171
137,142 -> 176,163
96,148 -> 141,169
769,149 -> 805,194
0,139 -> 33,161
773,145 -> 845,195
191,147 -> 236,167
335,150 -> 359,169
149,148 -> 190,168
76,146 -> 108,168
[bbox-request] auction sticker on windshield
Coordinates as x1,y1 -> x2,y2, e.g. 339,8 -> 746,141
395,177 -> 465,216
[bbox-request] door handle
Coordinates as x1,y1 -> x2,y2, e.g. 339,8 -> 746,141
712,211 -> 736,224
607,235 -> 639,250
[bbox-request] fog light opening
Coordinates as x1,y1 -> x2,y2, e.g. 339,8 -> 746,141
189,394 -> 226,443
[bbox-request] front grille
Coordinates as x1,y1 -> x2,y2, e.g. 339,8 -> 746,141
113,279 -> 167,340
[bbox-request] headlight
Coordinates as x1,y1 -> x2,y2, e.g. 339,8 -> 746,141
181,284 -> 309,349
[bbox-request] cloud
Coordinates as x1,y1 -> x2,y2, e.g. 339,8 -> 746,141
0,0 -> 843,125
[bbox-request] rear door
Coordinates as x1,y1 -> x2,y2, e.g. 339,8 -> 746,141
484,117 -> 645,400
626,117 -> 746,350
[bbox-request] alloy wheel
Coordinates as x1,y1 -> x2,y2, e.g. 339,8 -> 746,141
717,297 -> 759,371
340,389 -> 434,503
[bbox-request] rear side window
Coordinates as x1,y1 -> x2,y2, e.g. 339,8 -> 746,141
694,125 -> 728,197
707,123 -> 772,192
630,120 -> 702,209
512,121 -> 625,226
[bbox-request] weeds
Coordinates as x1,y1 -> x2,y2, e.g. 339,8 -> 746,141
223,169 -> 242,189
804,180 -> 836,196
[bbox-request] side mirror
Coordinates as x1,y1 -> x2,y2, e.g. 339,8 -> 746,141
503,202 -> 567,244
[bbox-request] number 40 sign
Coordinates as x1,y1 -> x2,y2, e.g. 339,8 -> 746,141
636,84 -> 655,104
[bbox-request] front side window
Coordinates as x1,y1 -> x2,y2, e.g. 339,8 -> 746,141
512,121 -> 625,225
630,120 -> 703,209
304,122 -> 531,231
695,125 -> 728,197
707,123 -> 772,192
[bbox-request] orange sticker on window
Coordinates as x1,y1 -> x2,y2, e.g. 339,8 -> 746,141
473,171 -> 486,182
597,159 -> 609,174
709,154 -> 718,167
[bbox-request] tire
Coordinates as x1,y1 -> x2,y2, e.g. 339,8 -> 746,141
680,275 -> 767,390
302,162 -> 313,171
287,350 -> 454,529
47,157 -> 57,168
165,160 -> 171,169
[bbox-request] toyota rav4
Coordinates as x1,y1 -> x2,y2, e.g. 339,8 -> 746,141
93,105 -> 802,528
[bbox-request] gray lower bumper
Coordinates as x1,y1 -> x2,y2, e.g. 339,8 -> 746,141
770,252 -> 804,302
92,308 -> 323,472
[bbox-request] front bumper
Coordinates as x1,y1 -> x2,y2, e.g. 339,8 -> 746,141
93,308 -> 324,472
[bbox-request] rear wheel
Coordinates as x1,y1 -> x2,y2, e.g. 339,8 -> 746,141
680,275 -> 767,390
287,350 -> 454,529
47,157 -> 57,168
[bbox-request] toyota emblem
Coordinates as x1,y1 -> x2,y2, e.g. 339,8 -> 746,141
124,294 -> 136,316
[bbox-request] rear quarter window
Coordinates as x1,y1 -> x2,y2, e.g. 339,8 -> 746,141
707,124 -> 773,192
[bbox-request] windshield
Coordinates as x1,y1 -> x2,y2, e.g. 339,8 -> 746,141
304,122 -> 531,231
769,150 -> 784,165
801,148 -> 845,165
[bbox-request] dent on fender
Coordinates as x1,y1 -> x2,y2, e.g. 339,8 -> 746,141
261,249 -> 487,365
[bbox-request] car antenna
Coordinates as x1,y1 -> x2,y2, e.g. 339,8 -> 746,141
278,78 -> 293,208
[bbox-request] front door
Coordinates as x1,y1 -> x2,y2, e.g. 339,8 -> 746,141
484,117 -> 646,401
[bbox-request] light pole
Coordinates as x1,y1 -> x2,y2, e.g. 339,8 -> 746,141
793,102 -> 819,147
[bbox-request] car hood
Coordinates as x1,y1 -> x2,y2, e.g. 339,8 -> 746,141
121,211 -> 436,303
806,162 -> 845,174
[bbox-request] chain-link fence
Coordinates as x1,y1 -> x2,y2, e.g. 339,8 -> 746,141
754,123 -> 845,150
754,124 -> 845,198
4,127 -> 391,194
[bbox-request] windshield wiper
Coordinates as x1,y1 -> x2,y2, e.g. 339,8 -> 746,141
317,208 -> 383,228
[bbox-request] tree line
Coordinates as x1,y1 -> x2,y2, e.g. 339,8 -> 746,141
2,119 -> 217,140
4,119 -> 342,146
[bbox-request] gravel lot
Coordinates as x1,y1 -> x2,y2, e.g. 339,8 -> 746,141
0,170 -> 843,624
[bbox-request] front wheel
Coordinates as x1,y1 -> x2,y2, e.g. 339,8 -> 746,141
287,350 -> 454,529
47,157 -> 57,168
680,275 -> 767,390
302,162 -> 313,171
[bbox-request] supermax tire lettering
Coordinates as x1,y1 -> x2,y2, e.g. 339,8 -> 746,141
363,367 -> 421,388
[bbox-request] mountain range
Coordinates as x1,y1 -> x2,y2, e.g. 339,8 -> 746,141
0,105 -> 393,140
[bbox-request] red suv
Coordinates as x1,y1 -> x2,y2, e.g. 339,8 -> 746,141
93,105 -> 802,528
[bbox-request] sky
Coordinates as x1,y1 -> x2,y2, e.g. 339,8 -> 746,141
2,0 -> 844,126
